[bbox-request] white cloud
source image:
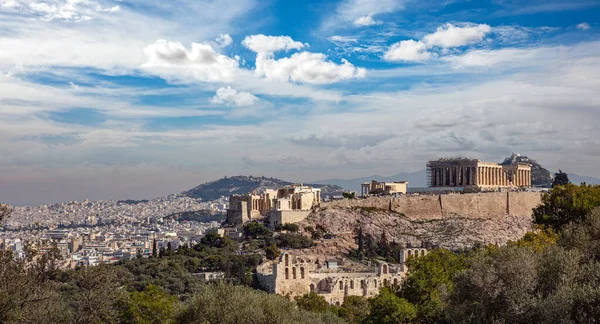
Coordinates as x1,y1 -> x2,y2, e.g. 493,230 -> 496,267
577,22 -> 591,30
353,15 -> 382,27
383,40 -> 432,62
1,0 -> 22,8
242,35 -> 306,53
142,39 -> 240,83
423,23 -> 492,48
0,0 -> 257,71
215,33 -> 233,47
211,86 -> 258,106
8,0 -> 122,22
323,0 -> 403,29
328,35 -> 359,43
254,52 -> 366,84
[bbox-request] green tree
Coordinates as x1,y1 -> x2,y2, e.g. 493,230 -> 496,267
337,295 -> 370,323
282,223 -> 300,232
343,192 -> 356,199
264,244 -> 281,261
295,292 -> 331,314
275,233 -> 314,249
365,288 -> 417,324
447,246 -> 540,324
400,248 -> 468,323
0,249 -> 68,323
152,239 -> 158,258
510,227 -> 558,253
533,183 -> 600,230
64,265 -> 130,324
176,284 -> 344,324
552,169 -> 570,187
121,284 -> 177,324
243,222 -> 272,239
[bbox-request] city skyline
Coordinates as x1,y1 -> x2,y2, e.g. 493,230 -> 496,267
1,0 -> 599,205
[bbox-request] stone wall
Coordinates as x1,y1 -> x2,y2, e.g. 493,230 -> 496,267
322,191 -> 542,220
270,210 -> 311,228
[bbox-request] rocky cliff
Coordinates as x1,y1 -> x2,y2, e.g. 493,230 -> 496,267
297,192 -> 541,255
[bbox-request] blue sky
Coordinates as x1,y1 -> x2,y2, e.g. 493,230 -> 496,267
0,0 -> 598,205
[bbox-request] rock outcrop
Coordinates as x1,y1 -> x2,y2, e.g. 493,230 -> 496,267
297,192 -> 541,255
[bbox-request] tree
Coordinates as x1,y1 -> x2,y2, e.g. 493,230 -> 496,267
356,225 -> 364,260
446,246 -> 540,324
337,295 -> 370,323
65,265 -> 130,324
400,248 -> 468,323
295,292 -> 331,314
282,223 -> 300,232
552,169 -> 570,188
0,249 -> 68,323
264,244 -> 281,261
121,284 -> 177,324
365,288 -> 417,324
510,228 -> 558,253
275,233 -> 314,249
152,239 -> 158,258
533,183 -> 600,230
343,192 -> 356,199
243,222 -> 272,239
176,284 -> 344,324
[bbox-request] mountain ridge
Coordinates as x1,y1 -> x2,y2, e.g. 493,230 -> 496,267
183,175 -> 345,201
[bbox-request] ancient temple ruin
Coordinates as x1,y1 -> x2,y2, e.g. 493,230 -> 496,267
226,185 -> 321,227
257,247 -> 427,305
427,158 -> 531,191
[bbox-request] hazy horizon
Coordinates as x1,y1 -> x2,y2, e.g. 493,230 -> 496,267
1,0 -> 599,206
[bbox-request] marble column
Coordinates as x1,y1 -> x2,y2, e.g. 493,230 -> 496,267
497,169 -> 501,186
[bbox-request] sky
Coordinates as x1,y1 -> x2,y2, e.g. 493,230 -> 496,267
0,0 -> 599,205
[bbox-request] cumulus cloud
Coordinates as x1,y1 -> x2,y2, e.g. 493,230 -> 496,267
353,15 -> 382,27
242,35 -> 306,53
577,22 -> 591,30
383,40 -> 432,62
422,23 -> 492,48
211,86 -> 259,106
142,39 -> 239,82
254,52 -> 366,84
384,23 -> 492,63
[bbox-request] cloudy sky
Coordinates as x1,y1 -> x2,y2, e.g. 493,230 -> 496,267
0,0 -> 598,205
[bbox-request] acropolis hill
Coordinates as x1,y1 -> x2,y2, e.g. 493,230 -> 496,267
296,191 -> 542,254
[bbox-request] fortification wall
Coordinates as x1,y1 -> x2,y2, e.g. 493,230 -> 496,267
321,192 -> 542,220
508,192 -> 542,216
441,192 -> 507,219
392,196 -> 443,219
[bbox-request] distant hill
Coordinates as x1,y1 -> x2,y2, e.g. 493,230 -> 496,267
183,175 -> 345,201
562,173 -> 600,185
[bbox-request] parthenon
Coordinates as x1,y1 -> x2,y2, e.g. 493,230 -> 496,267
427,158 -> 531,191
